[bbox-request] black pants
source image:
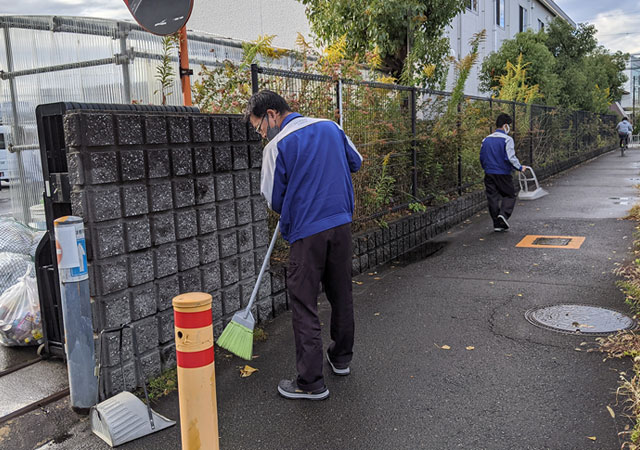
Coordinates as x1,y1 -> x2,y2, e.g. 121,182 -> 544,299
484,173 -> 516,227
620,133 -> 629,147
287,223 -> 354,391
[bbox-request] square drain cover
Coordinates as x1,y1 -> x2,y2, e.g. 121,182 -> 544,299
516,235 -> 585,249
532,237 -> 571,246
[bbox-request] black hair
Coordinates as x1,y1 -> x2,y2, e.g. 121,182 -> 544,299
623,117 -> 629,121
244,90 -> 291,121
496,113 -> 513,128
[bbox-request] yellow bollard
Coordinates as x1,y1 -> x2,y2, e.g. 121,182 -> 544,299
173,292 -> 220,450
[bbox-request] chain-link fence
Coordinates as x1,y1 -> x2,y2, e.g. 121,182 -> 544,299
253,64 -> 618,229
0,15 -> 302,226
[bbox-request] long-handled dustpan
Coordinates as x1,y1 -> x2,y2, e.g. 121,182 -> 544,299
91,325 -> 175,447
518,167 -> 548,200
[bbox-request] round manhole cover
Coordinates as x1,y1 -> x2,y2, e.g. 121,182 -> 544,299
525,304 -> 637,335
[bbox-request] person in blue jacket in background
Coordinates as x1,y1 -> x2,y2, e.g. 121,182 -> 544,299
245,90 -> 363,400
480,113 -> 527,232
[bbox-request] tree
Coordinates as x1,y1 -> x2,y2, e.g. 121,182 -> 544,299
544,18 -> 627,112
297,0 -> 466,87
479,30 -> 560,105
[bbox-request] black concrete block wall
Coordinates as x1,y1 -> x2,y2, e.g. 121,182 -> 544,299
63,109 -> 275,395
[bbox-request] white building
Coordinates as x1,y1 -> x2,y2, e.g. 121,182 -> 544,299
189,0 -> 575,96
445,0 -> 574,95
620,54 -> 640,119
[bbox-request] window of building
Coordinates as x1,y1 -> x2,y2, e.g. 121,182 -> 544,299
538,19 -> 544,31
519,6 -> 528,32
466,0 -> 478,12
0,133 -> 4,150
496,0 -> 505,28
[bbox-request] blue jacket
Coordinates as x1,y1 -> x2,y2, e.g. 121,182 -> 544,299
260,113 -> 363,243
480,129 -> 522,175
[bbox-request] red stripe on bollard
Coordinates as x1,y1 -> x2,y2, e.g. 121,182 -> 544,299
176,347 -> 215,368
174,310 -> 212,329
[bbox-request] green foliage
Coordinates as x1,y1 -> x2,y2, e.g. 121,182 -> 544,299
137,368 -> 177,402
193,35 -> 287,114
480,30 -> 560,105
493,54 -> 541,104
155,34 -> 180,105
369,153 -> 396,210
409,202 -> 427,213
297,0 -> 466,88
446,31 -> 486,119
480,18 -> 628,113
545,18 -> 627,112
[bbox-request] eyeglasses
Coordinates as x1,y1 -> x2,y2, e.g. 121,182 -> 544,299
255,114 -> 266,134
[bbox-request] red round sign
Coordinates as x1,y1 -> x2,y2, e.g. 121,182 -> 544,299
123,0 -> 194,35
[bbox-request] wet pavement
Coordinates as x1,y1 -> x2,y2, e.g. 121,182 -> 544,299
2,148 -> 639,449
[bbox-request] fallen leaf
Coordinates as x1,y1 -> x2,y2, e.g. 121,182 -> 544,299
374,277 -> 381,280
240,365 -> 258,377
607,406 -> 615,418
479,238 -> 485,241
504,271 -> 510,274
587,436 -> 596,441
489,281 -> 495,285
374,312 -> 381,316
368,272 -> 375,276
575,348 -> 582,352
533,263 -> 539,266
441,345 -> 451,350
355,281 -> 363,285
466,346 -> 475,350
517,294 -> 523,297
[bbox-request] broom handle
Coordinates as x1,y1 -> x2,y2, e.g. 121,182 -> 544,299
243,221 -> 280,319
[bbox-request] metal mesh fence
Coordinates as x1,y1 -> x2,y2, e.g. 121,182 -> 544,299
255,65 -> 617,228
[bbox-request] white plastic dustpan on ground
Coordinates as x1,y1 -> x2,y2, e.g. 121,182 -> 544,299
90,391 -> 175,447
91,325 -> 175,447
518,167 -> 548,200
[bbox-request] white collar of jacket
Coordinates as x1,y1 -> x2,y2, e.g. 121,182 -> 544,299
260,116 -> 332,210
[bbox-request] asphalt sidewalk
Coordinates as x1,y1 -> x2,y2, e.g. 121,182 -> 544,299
4,147 -> 639,449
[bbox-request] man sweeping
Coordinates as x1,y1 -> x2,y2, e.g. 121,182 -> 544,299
245,90 -> 363,400
480,113 -> 527,232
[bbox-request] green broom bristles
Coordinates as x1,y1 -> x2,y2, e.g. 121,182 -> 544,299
217,320 -> 254,360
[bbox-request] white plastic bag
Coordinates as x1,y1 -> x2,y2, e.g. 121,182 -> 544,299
0,268 -> 43,346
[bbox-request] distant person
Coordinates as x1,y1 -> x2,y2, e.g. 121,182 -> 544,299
616,117 -> 633,148
480,113 -> 527,232
245,90 -> 363,401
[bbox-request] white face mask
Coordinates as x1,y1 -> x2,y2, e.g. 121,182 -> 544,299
504,124 -> 510,134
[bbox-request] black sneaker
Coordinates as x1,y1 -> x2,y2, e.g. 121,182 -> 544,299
497,215 -> 510,229
277,379 -> 329,400
326,351 -> 351,376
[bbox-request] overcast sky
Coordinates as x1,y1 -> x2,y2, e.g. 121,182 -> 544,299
0,0 -> 638,55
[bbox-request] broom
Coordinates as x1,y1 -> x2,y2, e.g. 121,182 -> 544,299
216,222 -> 280,360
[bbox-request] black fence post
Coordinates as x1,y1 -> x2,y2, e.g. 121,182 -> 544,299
457,102 -> 462,196
411,87 -> 417,199
251,64 -> 259,95
335,79 -> 342,127
529,107 -> 534,166
489,99 -> 493,134
512,101 -> 516,134
574,111 -> 579,155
